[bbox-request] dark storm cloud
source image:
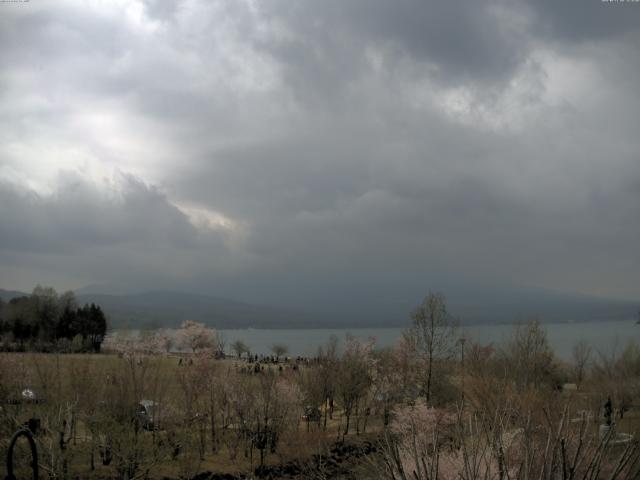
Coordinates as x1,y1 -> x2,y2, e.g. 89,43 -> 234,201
170,111 -> 640,297
0,173 -> 202,253
257,0 -> 530,84
526,0 -> 640,42
0,170 -> 239,293
1,0 -> 640,310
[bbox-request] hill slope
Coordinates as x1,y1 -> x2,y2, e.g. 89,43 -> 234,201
0,289 -> 28,302
1,287 -> 638,328
76,291 -> 317,329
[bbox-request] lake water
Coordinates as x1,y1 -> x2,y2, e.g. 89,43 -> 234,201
115,320 -> 640,360
215,320 -> 640,360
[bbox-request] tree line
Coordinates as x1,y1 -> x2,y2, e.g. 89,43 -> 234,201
0,285 -> 107,352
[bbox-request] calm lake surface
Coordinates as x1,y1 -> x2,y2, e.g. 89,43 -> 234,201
116,320 -> 640,360
216,320 -> 640,360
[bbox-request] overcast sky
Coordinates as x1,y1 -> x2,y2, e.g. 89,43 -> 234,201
1,0 -> 639,317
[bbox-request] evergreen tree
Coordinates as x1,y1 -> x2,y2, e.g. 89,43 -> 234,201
0,287 -> 108,352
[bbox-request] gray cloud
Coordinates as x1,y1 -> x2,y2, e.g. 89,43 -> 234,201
526,0 -> 640,42
0,173 -> 199,253
255,0 -> 532,88
1,0 -> 639,319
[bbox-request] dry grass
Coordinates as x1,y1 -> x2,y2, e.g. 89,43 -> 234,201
0,352 -> 378,479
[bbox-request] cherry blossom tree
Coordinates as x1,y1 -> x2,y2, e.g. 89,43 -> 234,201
102,331 -> 170,357
175,320 -> 217,354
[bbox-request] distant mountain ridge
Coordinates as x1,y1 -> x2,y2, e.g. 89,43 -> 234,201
0,287 -> 317,328
1,287 -> 638,329
0,289 -> 28,301
74,290 -> 318,329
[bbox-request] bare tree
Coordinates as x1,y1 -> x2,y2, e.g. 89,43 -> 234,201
407,292 -> 457,403
216,332 -> 226,357
592,340 -> 640,420
231,339 -> 250,359
316,335 -> 339,428
271,343 -> 288,361
336,335 -> 374,436
503,320 -> 556,390
572,340 -> 592,388
252,371 -> 301,466
296,368 -> 327,432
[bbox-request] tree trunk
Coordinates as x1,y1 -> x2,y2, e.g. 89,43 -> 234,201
344,412 -> 351,436
323,398 -> 328,431
210,411 -> 217,453
426,313 -> 434,403
426,353 -> 433,403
